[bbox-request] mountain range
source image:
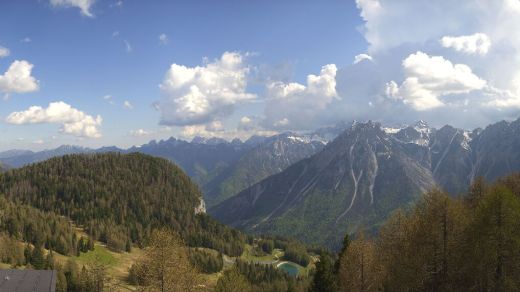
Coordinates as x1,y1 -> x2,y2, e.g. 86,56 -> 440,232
210,118 -> 520,249
0,124 -> 345,208
3,118 -> 520,249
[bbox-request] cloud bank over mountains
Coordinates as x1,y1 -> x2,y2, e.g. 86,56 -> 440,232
155,0 -> 520,139
5,0 -> 520,145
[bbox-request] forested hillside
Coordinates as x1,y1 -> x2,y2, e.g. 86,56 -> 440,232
0,153 -> 246,256
316,173 -> 520,291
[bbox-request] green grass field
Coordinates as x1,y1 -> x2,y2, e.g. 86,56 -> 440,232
75,244 -> 119,267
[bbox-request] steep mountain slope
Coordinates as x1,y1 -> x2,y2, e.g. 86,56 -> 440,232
429,125 -> 474,195
0,153 -> 246,255
202,133 -> 326,207
211,122 -> 436,248
212,118 -> 520,249
469,119 -> 520,182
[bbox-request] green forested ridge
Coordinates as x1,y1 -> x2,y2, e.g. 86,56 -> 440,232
0,152 -> 246,256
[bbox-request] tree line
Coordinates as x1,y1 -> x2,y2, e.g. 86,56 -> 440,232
312,174 -> 520,292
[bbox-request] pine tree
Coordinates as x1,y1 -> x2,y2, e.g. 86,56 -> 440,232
334,233 -> 350,273
311,251 -> 337,292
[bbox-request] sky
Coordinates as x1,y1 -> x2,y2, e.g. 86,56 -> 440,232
1,0 -> 520,151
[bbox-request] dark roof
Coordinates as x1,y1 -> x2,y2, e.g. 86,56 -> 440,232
0,270 -> 56,292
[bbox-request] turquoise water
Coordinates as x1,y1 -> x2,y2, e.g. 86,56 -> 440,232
278,262 -> 299,277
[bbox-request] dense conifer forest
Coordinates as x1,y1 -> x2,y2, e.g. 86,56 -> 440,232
0,153 -> 246,256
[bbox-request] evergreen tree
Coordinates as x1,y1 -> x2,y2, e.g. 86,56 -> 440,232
334,233 -> 350,273
215,268 -> 251,292
311,251 -> 337,292
30,245 -> 45,270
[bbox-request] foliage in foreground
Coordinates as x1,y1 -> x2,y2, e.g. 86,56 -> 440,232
129,228 -> 201,291
331,174 -> 520,292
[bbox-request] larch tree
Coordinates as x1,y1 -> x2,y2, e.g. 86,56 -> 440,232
134,228 -> 201,292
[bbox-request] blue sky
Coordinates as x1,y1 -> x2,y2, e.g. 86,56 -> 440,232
2,0 -> 520,151
0,0 -> 364,150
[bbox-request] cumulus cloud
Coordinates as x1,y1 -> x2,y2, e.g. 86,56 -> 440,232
0,46 -> 10,58
156,51 -> 256,126
179,123 -> 277,142
123,100 -> 133,109
355,0 -> 482,53
49,0 -> 96,17
322,0 -> 520,129
6,101 -> 102,138
0,60 -> 40,96
158,33 -> 169,45
441,33 -> 491,55
129,129 -> 151,137
354,53 -> 373,64
386,51 -> 487,110
263,64 -> 338,130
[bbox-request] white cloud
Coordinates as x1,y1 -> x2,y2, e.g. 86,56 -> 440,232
238,115 -> 264,131
355,0 -> 485,53
124,40 -> 132,52
386,52 -> 486,110
158,33 -> 169,45
240,116 -> 251,125
20,38 -> 31,43
129,129 -> 151,137
49,0 -> 96,17
264,64 -> 338,130
206,120 -> 224,131
274,118 -> 290,127
123,100 -> 133,109
179,123 -> 277,142
441,33 -> 491,55
0,46 -> 10,58
6,101 -> 102,138
0,60 -> 40,96
102,95 -> 115,105
110,0 -> 123,8
156,51 -> 256,126
328,0 -> 520,128
33,139 -> 45,145
353,53 -> 372,64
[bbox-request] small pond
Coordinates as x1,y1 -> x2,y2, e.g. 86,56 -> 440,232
278,262 -> 299,277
